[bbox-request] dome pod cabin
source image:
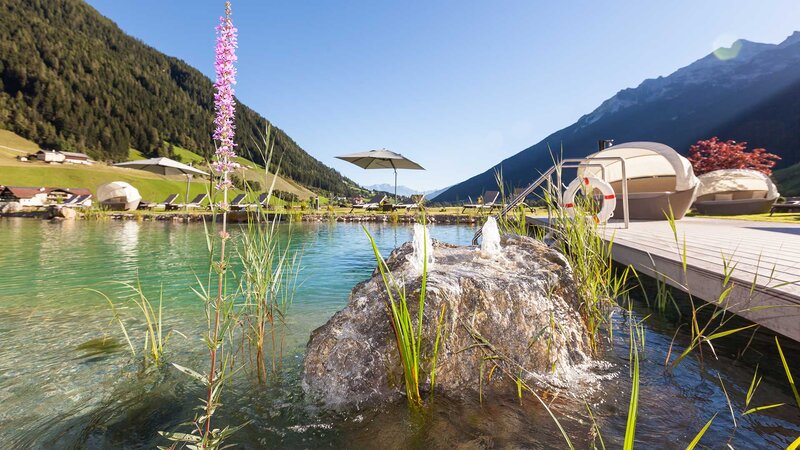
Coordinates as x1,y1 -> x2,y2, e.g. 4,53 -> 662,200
577,141 -> 699,220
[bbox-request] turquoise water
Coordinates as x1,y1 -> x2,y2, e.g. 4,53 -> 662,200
0,218 -> 798,448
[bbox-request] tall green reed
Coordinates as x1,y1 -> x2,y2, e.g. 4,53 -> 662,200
540,174 -> 633,351
364,222 -> 445,405
89,279 -> 173,366
237,131 -> 302,382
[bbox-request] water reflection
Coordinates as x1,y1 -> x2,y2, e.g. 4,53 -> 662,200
0,219 -> 798,448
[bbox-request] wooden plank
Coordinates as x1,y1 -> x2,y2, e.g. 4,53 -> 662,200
526,215 -> 800,341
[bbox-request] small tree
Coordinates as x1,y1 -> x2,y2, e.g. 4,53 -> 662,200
688,137 -> 781,175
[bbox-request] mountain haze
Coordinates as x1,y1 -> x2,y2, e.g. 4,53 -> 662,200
437,32 -> 800,202
365,183 -> 449,199
0,0 -> 357,195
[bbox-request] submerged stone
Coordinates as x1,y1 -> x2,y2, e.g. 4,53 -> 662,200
302,235 -> 592,408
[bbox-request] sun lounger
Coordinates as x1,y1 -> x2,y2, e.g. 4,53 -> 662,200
167,193 -> 207,211
350,193 -> 387,213
461,191 -> 500,213
60,195 -> 80,207
63,194 -> 92,208
510,188 -> 535,211
228,193 -> 249,211
252,193 -> 270,209
138,193 -> 179,210
392,194 -> 426,211
770,198 -> 800,216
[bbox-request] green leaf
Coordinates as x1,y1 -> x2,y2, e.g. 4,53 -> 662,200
685,413 -> 716,450
623,353 -> 639,450
172,363 -> 209,386
705,324 -> 758,341
775,337 -> 800,410
743,403 -> 785,415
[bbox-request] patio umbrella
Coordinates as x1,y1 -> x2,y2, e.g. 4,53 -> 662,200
335,149 -> 424,204
113,157 -> 209,207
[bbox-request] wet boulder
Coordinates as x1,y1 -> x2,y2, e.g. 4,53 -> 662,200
302,235 -> 592,408
1,202 -> 22,213
55,206 -> 77,220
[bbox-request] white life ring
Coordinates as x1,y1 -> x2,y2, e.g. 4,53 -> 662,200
562,176 -> 616,224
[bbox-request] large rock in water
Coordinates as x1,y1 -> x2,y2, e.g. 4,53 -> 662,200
303,234 -> 593,408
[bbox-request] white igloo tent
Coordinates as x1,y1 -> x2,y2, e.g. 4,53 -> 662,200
577,141 -> 700,220
693,169 -> 779,215
97,181 -> 142,211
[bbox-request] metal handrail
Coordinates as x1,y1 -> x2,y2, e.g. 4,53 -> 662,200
471,157 -> 629,245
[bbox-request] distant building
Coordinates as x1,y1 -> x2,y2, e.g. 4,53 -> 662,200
33,150 -> 93,165
0,186 -> 94,208
36,150 -> 65,163
61,151 -> 93,165
47,188 -> 93,206
0,186 -> 48,207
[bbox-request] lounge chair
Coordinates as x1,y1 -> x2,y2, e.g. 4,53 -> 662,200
252,193 -> 270,209
229,193 -> 249,211
510,188 -> 535,212
167,193 -> 207,211
138,193 -> 179,211
350,193 -> 387,213
60,195 -> 80,207
693,169 -> 779,215
393,194 -> 426,211
577,142 -> 699,220
63,194 -> 92,208
770,197 -> 800,216
461,191 -> 500,213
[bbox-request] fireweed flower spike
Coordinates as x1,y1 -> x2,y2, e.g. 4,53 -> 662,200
213,0 -> 240,192
205,0 -> 238,441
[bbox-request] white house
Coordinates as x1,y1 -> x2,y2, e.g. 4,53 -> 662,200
0,186 -> 48,207
61,151 -> 93,165
36,150 -> 65,163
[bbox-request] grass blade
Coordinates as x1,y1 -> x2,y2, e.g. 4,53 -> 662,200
685,413 -> 716,450
775,337 -> 800,410
623,353 -> 639,450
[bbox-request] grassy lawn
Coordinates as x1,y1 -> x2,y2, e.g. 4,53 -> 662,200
0,130 -> 317,202
688,211 -> 800,224
0,129 -> 41,153
171,143 -> 206,165
0,163 -> 215,201
127,148 -> 147,160
169,142 -> 317,199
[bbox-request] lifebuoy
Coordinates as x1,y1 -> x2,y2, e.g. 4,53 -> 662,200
562,176 -> 616,224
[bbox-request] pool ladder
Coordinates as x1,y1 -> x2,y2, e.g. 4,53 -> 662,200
471,157 -> 629,245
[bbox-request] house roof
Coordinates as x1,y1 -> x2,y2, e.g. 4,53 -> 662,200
1,186 -> 47,199
48,187 -> 93,197
1,186 -> 93,199
61,151 -> 90,159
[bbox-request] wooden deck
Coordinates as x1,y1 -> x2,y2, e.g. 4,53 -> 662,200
527,216 -> 800,342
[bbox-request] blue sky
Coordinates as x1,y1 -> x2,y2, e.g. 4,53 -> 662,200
86,1 -> 800,191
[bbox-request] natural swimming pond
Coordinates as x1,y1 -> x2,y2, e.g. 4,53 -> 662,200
0,218 -> 798,448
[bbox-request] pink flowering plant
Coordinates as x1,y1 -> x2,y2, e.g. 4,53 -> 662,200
161,2 -> 246,448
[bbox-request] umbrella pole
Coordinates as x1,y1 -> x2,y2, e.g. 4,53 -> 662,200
394,167 -> 397,205
185,174 -> 190,214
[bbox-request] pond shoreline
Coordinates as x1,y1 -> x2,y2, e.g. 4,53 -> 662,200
0,210 -> 487,224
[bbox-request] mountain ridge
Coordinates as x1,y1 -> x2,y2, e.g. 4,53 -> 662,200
0,0 -> 357,195
436,32 -> 800,202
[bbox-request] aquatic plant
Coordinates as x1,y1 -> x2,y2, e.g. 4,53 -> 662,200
88,280 -> 173,366
364,221 -> 445,405
237,138 -> 303,382
775,337 -> 800,410
541,177 -> 633,351
161,3 -> 242,448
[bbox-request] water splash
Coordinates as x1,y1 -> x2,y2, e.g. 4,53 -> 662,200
410,223 -> 434,275
480,217 -> 501,257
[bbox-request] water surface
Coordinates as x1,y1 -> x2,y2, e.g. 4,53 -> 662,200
0,218 -> 798,448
